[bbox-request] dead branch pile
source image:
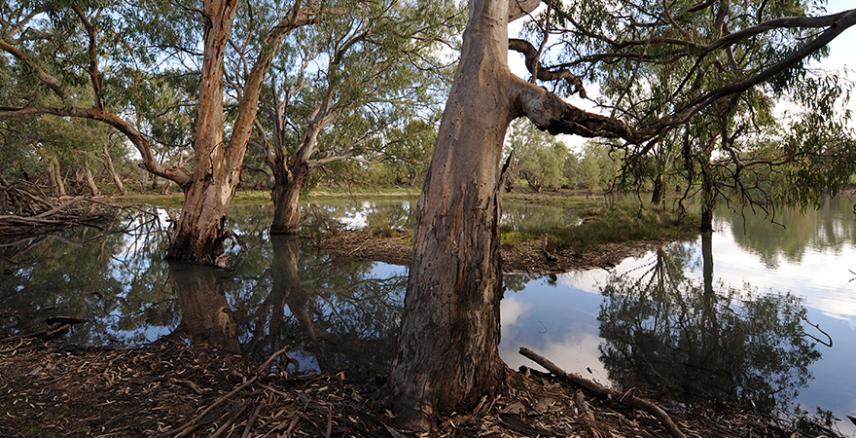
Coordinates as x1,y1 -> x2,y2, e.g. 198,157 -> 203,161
0,178 -> 115,235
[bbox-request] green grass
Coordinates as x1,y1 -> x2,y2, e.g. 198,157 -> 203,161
112,187 -> 420,207
500,204 -> 698,251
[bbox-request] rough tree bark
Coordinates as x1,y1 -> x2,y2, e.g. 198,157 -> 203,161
387,0 -> 856,428
270,163 -> 307,235
167,1 -> 323,263
166,0 -> 240,264
102,144 -> 125,195
388,0 -> 519,428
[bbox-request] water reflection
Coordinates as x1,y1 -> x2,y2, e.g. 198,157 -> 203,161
597,234 -> 821,414
1,198 -> 855,431
168,264 -> 240,353
0,208 -> 406,380
720,196 -> 856,268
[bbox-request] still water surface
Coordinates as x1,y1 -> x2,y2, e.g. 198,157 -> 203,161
1,197 -> 854,433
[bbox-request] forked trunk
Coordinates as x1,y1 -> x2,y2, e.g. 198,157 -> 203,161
388,0 -> 514,428
102,144 -> 125,195
271,164 -> 307,235
83,165 -> 100,197
166,0 -> 239,265
167,173 -> 239,266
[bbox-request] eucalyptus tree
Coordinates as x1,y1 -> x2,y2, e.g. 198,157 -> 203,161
388,0 -> 856,428
245,1 -> 460,234
0,0 -> 341,265
503,118 -> 570,192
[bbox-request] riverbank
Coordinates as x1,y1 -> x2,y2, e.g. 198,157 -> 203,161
320,204 -> 698,274
109,187 -> 621,206
112,188 -> 422,206
0,337 -> 823,438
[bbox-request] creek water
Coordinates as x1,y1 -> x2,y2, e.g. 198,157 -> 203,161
1,196 -> 854,433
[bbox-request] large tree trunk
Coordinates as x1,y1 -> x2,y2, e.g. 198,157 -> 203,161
167,175 -> 238,266
102,144 -> 125,195
83,165 -> 100,196
270,163 -> 307,235
166,0 -> 239,265
388,0 -> 515,428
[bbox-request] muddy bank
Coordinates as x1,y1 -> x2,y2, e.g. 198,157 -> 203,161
0,337 -> 818,438
318,229 -> 663,274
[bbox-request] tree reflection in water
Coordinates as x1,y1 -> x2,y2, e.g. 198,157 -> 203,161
239,235 -> 407,380
0,206 -> 407,381
598,233 -> 823,415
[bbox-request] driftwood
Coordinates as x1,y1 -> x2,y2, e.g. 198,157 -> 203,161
519,346 -> 687,438
156,346 -> 291,438
0,178 -> 115,235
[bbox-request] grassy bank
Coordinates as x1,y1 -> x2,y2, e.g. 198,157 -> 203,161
501,203 -> 699,253
112,187 -> 421,206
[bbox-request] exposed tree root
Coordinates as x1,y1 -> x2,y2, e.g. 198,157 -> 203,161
520,346 -> 687,438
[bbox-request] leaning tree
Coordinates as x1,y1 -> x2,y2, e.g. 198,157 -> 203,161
387,0 -> 856,429
0,0 -> 343,265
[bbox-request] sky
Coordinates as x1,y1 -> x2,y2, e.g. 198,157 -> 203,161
507,0 -> 856,149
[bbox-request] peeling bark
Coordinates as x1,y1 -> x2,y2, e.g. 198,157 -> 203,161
388,0 -> 515,428
270,163 -> 306,235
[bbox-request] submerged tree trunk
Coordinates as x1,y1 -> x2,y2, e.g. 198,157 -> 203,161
166,0 -> 238,265
270,163 -> 307,235
83,165 -> 100,196
388,0 -> 515,428
102,144 -> 125,195
168,0 -> 319,264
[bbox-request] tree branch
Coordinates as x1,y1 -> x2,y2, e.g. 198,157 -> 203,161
71,5 -> 104,111
0,38 -> 66,101
509,38 -> 586,97
0,106 -> 190,186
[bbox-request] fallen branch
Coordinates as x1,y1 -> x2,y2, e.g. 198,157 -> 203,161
519,346 -> 686,438
156,346 -> 291,438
